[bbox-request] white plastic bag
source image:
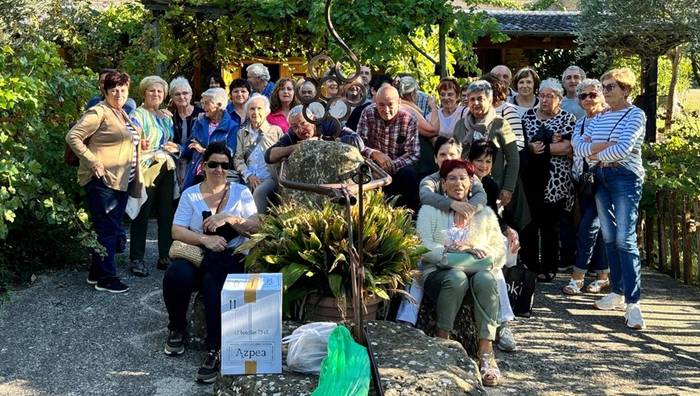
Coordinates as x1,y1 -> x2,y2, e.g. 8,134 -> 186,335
282,322 -> 337,374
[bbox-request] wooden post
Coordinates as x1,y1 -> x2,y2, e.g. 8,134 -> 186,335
657,191 -> 666,272
670,191 -> 680,279
438,22 -> 447,78
682,196 -> 692,284
644,207 -> 655,268
641,54 -> 659,143
695,200 -> 700,285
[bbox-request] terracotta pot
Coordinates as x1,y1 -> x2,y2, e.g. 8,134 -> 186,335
305,294 -> 383,322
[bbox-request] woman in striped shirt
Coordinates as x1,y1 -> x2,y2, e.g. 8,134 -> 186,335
573,67 -> 646,330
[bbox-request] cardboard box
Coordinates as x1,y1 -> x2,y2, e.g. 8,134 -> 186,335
221,273 -> 283,375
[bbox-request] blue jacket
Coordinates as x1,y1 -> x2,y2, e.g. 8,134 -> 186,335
181,111 -> 238,190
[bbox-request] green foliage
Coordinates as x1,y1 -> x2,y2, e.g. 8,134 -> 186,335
524,49 -> 612,81
240,191 -> 427,319
612,54 -> 695,101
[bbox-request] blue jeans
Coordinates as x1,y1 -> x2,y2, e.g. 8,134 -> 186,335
573,192 -> 608,274
85,178 -> 129,281
593,166 -> 643,303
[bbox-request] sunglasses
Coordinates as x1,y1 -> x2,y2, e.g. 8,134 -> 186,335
578,92 -> 599,101
602,83 -> 619,92
206,161 -> 230,170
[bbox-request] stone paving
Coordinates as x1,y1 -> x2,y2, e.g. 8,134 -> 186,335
1,225 -> 699,395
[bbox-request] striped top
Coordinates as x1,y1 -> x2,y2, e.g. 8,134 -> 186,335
495,102 -> 525,151
127,123 -> 140,182
573,106 -> 646,179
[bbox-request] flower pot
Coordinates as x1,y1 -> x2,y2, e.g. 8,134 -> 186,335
305,294 -> 383,322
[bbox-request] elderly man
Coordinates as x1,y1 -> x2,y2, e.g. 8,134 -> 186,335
346,74 -> 393,131
246,63 -> 275,98
357,85 -> 420,211
490,65 -> 516,99
265,105 -> 363,164
560,65 -> 587,120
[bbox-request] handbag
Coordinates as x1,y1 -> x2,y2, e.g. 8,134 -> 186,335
168,182 -> 231,267
438,251 -> 494,274
502,264 -> 537,318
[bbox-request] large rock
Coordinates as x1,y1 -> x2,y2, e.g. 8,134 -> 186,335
280,139 -> 364,206
415,293 -> 480,358
187,292 -> 207,350
215,321 -> 485,395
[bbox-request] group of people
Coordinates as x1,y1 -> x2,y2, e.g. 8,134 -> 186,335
66,61 -> 647,386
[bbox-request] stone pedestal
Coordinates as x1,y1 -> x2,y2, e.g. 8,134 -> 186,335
214,321 -> 484,395
415,293 -> 480,358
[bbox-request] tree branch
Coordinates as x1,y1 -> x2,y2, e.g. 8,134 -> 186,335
405,35 -> 438,65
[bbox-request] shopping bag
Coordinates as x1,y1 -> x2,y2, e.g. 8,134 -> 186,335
283,322 -> 337,375
311,326 -> 370,396
502,264 -> 537,318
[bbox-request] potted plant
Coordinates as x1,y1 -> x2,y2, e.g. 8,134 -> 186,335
238,190 -> 427,321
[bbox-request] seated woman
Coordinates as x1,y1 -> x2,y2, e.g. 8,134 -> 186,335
417,159 -> 505,387
162,142 -> 259,384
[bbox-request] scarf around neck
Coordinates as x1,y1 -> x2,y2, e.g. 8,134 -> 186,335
464,106 -> 496,140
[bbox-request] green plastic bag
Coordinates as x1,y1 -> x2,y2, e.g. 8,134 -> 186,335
311,325 -> 370,396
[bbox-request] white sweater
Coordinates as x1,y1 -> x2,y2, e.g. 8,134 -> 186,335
416,205 -> 505,281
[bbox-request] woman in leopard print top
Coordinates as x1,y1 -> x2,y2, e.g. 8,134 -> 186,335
520,78 -> 576,282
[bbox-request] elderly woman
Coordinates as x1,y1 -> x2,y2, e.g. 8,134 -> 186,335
171,77 -> 204,188
182,88 -> 238,190
481,73 -> 525,152
417,159 -> 504,387
453,80 -> 522,225
563,79 -> 610,295
429,77 -> 464,137
128,76 -> 180,276
267,78 -> 299,133
162,141 -> 259,382
520,78 -> 576,282
235,95 -> 283,213
508,68 -> 540,117
225,78 -> 252,133
66,70 -> 141,293
573,68 -> 647,329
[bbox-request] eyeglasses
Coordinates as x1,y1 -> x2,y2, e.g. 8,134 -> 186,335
578,92 -> 599,101
602,83 -> 619,92
206,161 -> 230,170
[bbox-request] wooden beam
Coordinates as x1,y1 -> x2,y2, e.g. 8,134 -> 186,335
641,55 -> 658,143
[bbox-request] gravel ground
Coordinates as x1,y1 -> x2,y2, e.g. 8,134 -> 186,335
1,223 -> 699,395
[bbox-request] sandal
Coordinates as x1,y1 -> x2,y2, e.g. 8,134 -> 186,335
537,272 -> 556,283
478,352 -> 501,387
562,278 -> 584,295
585,279 -> 610,293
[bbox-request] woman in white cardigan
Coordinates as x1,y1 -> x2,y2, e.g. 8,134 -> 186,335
416,159 -> 504,387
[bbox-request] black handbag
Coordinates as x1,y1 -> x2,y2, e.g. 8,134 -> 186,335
503,264 -> 537,318
578,161 -> 596,196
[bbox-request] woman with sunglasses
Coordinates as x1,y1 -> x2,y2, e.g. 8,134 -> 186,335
182,88 -> 238,190
573,68 -> 647,330
162,141 -> 259,383
563,79 -> 610,296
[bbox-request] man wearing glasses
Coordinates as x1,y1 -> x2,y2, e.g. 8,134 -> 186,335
560,65 -> 587,120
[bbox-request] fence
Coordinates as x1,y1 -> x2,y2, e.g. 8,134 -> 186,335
640,190 -> 700,286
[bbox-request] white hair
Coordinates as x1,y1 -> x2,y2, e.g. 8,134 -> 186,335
562,65 -> 586,82
539,78 -> 564,97
169,76 -> 191,96
466,80 -> 493,100
243,94 -> 271,115
246,63 -> 270,82
575,78 -> 603,96
201,88 -> 228,108
288,104 -> 308,122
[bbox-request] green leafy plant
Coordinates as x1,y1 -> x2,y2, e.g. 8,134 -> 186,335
239,190 -> 427,318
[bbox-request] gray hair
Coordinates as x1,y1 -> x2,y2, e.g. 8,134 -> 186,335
398,76 -> 418,96
466,80 -> 493,100
539,78 -> 564,97
288,104 -> 308,122
246,63 -> 270,82
562,65 -> 586,82
243,94 -> 271,115
575,78 -> 603,96
169,76 -> 191,96
201,88 -> 228,108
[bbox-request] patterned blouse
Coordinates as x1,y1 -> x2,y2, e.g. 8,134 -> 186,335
522,108 -> 576,210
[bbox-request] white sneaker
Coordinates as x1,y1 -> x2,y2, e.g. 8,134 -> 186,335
594,292 -> 625,311
625,303 -> 646,329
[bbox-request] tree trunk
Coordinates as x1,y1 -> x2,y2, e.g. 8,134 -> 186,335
664,47 -> 681,133
690,53 -> 700,88
641,55 -> 658,143
438,22 -> 447,78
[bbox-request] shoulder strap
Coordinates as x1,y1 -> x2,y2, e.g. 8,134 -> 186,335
214,183 -> 231,214
605,107 -> 633,142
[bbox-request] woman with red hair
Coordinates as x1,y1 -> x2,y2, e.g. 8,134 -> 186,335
416,159 -> 505,387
